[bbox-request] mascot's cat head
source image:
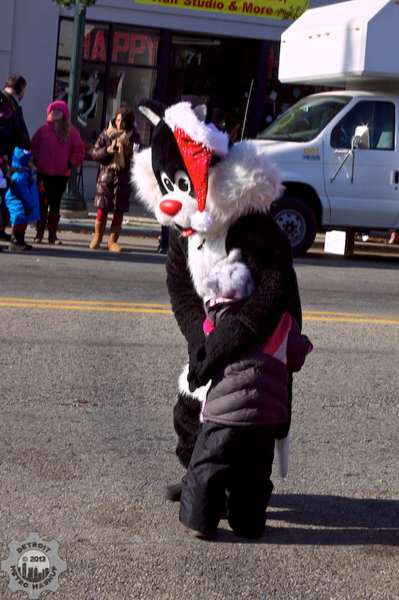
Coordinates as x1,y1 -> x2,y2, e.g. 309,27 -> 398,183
132,100 -> 283,237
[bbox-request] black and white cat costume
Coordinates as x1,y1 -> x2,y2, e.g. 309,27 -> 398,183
132,101 -> 303,536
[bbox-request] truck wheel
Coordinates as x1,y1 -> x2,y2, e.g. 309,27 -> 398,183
271,196 -> 317,256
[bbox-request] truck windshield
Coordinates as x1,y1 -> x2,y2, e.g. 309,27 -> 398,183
258,95 -> 352,142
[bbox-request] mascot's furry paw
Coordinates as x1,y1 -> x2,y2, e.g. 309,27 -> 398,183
178,363 -> 211,403
205,249 -> 255,300
275,433 -> 290,478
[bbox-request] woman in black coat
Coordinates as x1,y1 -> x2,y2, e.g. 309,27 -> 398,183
90,106 -> 139,252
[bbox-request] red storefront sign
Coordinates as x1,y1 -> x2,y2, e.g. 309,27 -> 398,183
83,28 -> 158,66
112,31 -> 158,66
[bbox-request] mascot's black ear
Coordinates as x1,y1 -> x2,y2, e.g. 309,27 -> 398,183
193,104 -> 207,122
138,99 -> 165,127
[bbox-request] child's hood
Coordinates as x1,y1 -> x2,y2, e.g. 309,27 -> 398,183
11,147 -> 32,169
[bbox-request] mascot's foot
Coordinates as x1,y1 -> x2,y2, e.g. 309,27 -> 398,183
165,482 -> 182,502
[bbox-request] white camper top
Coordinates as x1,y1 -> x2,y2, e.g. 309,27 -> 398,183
279,0 -> 399,88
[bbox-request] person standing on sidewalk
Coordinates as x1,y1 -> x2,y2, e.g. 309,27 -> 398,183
0,74 -> 30,241
89,106 -> 139,252
31,100 -> 85,244
5,147 -> 39,252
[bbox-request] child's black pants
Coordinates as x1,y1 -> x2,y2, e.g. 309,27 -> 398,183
179,422 -> 275,539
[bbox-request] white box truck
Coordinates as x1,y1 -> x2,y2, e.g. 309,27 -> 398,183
256,0 -> 399,255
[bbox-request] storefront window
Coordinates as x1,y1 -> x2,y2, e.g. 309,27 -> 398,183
105,66 -> 157,131
55,59 -> 106,145
168,35 -> 258,139
261,42 -> 331,130
111,28 -> 159,67
54,19 -> 159,147
58,20 -> 109,61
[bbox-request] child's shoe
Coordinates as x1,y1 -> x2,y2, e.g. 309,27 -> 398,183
9,233 -> 32,252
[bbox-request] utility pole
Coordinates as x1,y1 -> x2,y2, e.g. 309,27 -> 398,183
55,0 -> 94,216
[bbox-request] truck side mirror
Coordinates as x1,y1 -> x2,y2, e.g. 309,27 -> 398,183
352,125 -> 370,150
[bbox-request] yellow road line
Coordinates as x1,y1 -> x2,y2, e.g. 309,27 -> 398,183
0,298 -> 398,324
304,315 -> 399,325
0,302 -> 171,315
0,296 -> 169,308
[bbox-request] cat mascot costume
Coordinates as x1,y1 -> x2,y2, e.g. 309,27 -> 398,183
132,100 -> 303,539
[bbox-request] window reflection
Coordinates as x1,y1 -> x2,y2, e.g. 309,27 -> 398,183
55,19 -> 159,147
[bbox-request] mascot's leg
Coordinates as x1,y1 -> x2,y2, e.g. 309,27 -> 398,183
166,364 -> 209,502
173,391 -> 201,470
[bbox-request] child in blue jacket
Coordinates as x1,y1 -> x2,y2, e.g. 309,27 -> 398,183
5,147 -> 39,251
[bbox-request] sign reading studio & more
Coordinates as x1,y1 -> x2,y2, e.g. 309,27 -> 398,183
134,0 -> 309,20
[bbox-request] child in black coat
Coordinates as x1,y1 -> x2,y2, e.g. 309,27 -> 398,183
179,250 -> 312,539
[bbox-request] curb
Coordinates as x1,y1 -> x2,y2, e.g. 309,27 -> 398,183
312,237 -> 399,256
58,218 -> 160,238
57,218 -> 399,255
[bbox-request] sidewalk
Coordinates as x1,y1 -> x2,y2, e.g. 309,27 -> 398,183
59,213 -> 161,239
59,200 -> 161,239
57,207 -> 399,257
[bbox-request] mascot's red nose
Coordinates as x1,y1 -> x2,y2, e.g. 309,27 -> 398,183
159,200 -> 182,216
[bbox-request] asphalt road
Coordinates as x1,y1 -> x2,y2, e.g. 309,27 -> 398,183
0,232 -> 398,600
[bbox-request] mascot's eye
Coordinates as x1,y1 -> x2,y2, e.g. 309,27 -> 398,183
174,170 -> 191,193
161,172 -> 174,193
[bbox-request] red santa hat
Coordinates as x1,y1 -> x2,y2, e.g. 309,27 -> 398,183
164,102 -> 229,233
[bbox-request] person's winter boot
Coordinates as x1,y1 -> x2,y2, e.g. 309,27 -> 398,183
107,223 -> 122,252
48,212 -> 61,245
8,234 -> 19,251
34,204 -> 48,243
89,219 -> 106,249
9,231 -> 32,252
20,229 -> 32,251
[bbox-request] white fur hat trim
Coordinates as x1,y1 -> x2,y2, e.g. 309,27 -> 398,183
164,102 -> 229,157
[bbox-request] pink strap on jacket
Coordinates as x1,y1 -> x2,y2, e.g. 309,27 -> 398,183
262,312 -> 293,364
203,318 -> 215,335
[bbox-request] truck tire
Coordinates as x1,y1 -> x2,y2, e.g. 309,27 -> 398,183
271,195 -> 317,256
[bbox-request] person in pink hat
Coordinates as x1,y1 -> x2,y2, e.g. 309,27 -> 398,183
31,100 -> 85,244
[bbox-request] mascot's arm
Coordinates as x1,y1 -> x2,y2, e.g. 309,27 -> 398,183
230,214 -> 302,335
166,228 -> 206,358
189,214 -> 302,390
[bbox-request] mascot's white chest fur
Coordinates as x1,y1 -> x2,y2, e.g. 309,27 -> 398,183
187,230 -> 228,300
